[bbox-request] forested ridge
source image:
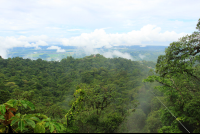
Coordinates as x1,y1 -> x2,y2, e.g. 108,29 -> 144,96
0,19 -> 200,133
0,53 -> 156,133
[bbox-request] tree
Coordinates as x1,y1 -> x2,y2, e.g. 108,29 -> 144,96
143,18 -> 200,133
0,90 -> 11,104
65,83 -> 134,133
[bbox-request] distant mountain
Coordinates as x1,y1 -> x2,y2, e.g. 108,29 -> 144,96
7,45 -> 168,62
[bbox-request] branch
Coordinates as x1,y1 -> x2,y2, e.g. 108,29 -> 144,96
170,79 -> 184,101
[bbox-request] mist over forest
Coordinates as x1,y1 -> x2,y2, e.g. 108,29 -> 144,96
1,19 -> 200,132
7,45 -> 167,63
0,0 -> 200,133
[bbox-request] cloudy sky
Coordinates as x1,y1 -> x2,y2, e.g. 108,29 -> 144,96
0,0 -> 200,58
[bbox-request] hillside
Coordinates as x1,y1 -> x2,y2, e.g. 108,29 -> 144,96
0,19 -> 199,133
0,54 -> 157,133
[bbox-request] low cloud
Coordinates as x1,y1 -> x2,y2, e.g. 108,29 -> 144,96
103,50 -> 134,60
33,40 -> 48,49
47,46 -> 65,52
139,54 -> 146,59
0,48 -> 8,59
23,53 -> 37,60
46,58 -> 52,61
75,46 -> 134,60
0,25 -> 188,59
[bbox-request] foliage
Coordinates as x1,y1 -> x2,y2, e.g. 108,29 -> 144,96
143,18 -> 200,133
145,110 -> 162,133
65,83 -> 134,133
0,99 -> 64,133
0,43 -> 164,133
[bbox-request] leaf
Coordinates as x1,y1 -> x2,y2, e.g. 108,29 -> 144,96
59,123 -> 65,132
45,121 -> 49,127
15,113 -> 21,118
18,120 -> 25,132
34,123 -> 45,133
35,113 -> 48,119
49,122 -> 55,133
176,117 -> 182,121
20,100 -> 27,109
24,119 -> 35,128
0,125 -> 6,133
30,116 -> 41,122
4,99 -> 15,107
0,104 -> 6,115
11,118 -> 19,126
0,115 -> 5,120
53,122 -> 60,132
42,118 -> 51,122
12,99 -> 18,108
26,101 -> 35,110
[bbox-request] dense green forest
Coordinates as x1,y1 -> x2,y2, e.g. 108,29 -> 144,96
0,19 -> 200,133
0,53 -> 157,133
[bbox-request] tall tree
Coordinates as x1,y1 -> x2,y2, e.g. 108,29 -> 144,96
143,18 -> 200,133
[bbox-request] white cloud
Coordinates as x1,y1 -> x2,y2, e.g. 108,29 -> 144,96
74,46 -> 134,60
0,0 -> 199,59
55,58 -> 61,62
61,25 -> 188,48
34,45 -> 41,50
31,40 -> 48,49
139,54 -> 146,59
0,36 -> 31,49
45,27 -> 61,30
57,49 -> 65,52
35,40 -> 48,46
47,46 -> 65,52
0,0 -> 199,38
18,35 -> 49,42
0,48 -> 8,59
0,36 -> 49,58
46,58 -> 52,61
67,29 -> 81,31
47,46 -> 59,49
0,24 -> 189,58
103,50 -> 134,60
